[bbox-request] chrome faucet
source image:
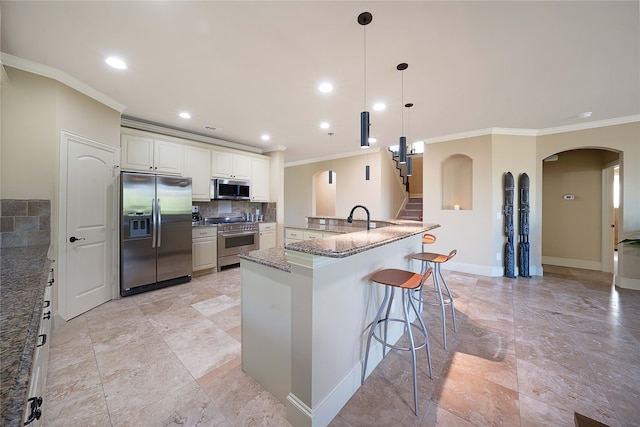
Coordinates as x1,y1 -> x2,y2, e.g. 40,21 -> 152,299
347,205 -> 371,230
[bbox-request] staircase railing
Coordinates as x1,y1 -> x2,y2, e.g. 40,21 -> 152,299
388,147 -> 410,193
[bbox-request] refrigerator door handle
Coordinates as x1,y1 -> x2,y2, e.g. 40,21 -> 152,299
151,198 -> 157,248
157,198 -> 162,247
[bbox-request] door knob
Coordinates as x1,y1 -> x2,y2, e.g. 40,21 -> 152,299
69,236 -> 85,242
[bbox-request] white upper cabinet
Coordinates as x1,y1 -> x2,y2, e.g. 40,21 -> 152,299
183,145 -> 212,201
251,157 -> 270,202
211,151 -> 251,180
121,135 -> 183,175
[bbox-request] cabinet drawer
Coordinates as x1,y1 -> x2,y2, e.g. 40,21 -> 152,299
192,227 -> 217,239
259,222 -> 276,231
303,231 -> 324,240
285,229 -> 303,240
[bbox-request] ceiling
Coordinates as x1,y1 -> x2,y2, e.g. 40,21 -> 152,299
2,1 -> 638,164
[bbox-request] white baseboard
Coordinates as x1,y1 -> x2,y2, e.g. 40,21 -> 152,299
441,261 -> 543,278
541,256 -> 602,271
285,321 -> 406,427
615,275 -> 640,291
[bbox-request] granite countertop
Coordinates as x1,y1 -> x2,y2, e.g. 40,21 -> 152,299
240,220 -> 439,270
239,247 -> 291,272
285,221 -> 439,258
0,245 -> 53,427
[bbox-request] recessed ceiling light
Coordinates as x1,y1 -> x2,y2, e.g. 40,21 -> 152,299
373,102 -> 386,111
578,111 -> 592,119
368,137 -> 377,144
261,134 -> 271,141
179,112 -> 191,119
320,122 -> 330,129
318,82 -> 333,93
105,56 -> 127,70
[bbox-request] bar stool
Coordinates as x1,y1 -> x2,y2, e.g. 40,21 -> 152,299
362,266 -> 434,416
410,249 -> 457,350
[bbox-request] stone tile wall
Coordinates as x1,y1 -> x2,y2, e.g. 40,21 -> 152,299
0,199 -> 51,248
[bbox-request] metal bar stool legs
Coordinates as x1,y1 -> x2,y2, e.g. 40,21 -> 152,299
362,267 -> 433,416
411,249 -> 458,350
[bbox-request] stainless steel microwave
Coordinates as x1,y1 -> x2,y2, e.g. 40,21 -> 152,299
211,179 -> 251,200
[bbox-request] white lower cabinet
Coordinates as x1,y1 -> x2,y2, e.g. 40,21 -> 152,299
259,223 -> 276,250
23,271 -> 53,427
192,227 -> 217,273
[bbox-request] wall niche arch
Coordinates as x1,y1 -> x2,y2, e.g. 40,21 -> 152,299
442,154 -> 472,210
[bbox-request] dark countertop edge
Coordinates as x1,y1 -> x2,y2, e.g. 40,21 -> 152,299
0,246 -> 53,427
283,223 -> 439,258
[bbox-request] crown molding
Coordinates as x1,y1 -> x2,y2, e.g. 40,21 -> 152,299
285,147 -> 381,168
425,116 -> 640,144
536,115 -> 640,136
1,52 -> 126,113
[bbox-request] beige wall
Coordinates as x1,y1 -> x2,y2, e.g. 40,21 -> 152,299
1,67 -> 120,200
542,150 -> 613,265
537,122 -> 639,286
1,67 -> 58,199
423,135 -> 498,275
284,149 -> 404,226
408,155 -> 423,196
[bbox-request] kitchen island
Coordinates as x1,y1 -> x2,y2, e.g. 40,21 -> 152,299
239,219 -> 439,427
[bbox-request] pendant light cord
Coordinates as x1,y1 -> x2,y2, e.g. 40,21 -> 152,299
363,25 -> 367,109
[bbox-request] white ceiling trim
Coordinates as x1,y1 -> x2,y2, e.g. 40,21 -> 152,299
285,147 -> 382,168
121,116 -> 262,154
536,115 -> 640,136
425,116 -> 640,145
0,52 -> 126,113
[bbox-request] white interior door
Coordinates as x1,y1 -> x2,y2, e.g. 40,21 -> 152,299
59,131 -> 118,320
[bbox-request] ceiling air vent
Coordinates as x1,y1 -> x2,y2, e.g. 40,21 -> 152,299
203,125 -> 221,132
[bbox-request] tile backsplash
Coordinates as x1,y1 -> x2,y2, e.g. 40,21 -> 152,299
1,199 -> 51,248
193,201 -> 276,222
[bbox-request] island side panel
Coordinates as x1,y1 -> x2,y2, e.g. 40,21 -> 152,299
240,259 -> 292,403
286,233 -> 423,427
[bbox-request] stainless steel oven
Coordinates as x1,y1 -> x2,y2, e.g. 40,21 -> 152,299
216,221 -> 259,271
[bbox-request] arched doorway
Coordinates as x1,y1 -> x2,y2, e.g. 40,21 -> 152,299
542,148 -> 620,273
313,170 -> 336,216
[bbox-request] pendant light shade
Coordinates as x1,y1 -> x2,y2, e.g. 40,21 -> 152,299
365,164 -> 370,181
398,136 -> 407,164
359,12 -> 372,149
407,157 -> 413,176
361,111 -> 370,148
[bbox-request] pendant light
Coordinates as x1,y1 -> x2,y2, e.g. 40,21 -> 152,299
358,12 -> 372,149
397,63 -> 408,164
328,132 -> 334,184
405,102 -> 413,176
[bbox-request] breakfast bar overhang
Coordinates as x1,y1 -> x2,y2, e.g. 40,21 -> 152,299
240,220 -> 439,427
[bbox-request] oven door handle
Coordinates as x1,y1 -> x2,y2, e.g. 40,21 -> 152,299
218,231 -> 258,238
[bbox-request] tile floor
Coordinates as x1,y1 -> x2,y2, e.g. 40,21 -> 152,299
43,265 -> 640,426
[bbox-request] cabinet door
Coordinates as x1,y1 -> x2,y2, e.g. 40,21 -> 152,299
251,157 -> 270,202
193,238 -> 217,271
184,146 -> 212,201
121,135 -> 154,172
259,231 -> 276,250
211,151 -> 233,178
232,154 -> 252,180
154,139 -> 183,175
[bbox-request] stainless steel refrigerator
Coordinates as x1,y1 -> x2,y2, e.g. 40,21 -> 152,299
120,172 -> 192,296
